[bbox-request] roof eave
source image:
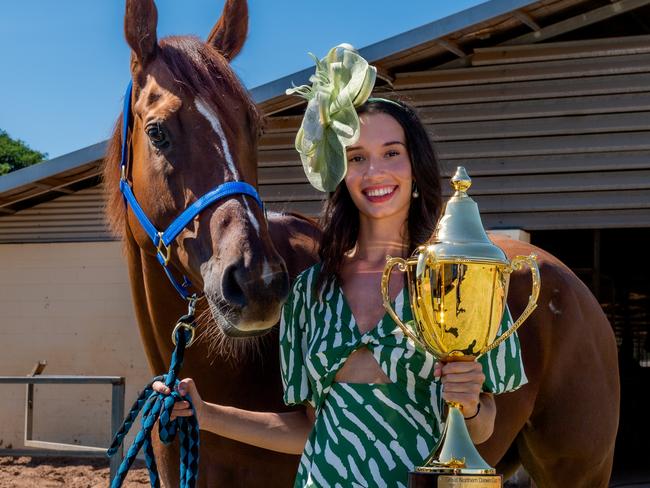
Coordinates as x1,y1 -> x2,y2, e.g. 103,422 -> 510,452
0,141 -> 107,194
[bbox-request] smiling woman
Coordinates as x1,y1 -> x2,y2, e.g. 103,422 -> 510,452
317,98 -> 442,293
154,88 -> 526,486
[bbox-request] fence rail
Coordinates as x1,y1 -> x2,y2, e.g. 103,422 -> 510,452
0,364 -> 125,482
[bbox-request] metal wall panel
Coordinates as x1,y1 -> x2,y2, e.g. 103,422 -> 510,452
0,187 -> 112,243
0,241 -> 149,449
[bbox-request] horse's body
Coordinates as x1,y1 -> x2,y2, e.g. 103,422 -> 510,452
484,235 -> 619,488
103,1 -> 619,486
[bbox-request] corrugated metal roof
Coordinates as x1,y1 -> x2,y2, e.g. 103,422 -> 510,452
0,142 -> 106,215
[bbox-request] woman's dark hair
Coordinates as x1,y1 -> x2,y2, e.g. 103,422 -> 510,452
316,98 -> 442,293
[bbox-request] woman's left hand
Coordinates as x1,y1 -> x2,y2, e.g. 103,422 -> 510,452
434,361 -> 485,418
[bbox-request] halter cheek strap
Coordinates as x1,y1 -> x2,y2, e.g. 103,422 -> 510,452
119,81 -> 264,300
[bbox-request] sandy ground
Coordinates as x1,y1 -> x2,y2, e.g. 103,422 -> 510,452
2,456 -> 649,488
0,457 -> 149,488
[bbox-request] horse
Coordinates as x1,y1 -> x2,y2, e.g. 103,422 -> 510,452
102,0 -> 319,485
103,1 -> 619,486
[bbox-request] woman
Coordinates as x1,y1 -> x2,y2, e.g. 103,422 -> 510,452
154,96 -> 526,487
155,45 -> 525,486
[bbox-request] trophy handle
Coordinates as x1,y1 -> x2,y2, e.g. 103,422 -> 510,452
481,253 -> 541,355
382,257 -> 427,351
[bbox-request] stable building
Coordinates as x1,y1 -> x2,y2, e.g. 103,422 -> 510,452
0,0 -> 648,480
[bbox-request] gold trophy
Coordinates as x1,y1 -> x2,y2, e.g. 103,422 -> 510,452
381,167 -> 540,487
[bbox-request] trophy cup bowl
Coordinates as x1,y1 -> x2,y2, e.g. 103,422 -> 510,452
381,167 -> 540,487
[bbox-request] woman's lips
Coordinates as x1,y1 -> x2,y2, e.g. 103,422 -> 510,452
362,185 -> 398,203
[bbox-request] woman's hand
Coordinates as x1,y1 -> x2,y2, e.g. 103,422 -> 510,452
152,378 -> 204,422
434,360 -> 485,418
434,360 -> 495,444
153,379 -> 312,454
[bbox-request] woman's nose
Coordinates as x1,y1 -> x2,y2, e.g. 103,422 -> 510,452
365,156 -> 384,176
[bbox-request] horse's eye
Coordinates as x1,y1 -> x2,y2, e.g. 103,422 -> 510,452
145,122 -> 169,149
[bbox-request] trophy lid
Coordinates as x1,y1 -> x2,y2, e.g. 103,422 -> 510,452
429,167 -> 508,264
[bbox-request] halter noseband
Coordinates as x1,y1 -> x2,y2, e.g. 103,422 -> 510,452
118,81 -> 264,300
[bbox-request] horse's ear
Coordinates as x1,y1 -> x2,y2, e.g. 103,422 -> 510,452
124,0 -> 159,69
206,0 -> 248,60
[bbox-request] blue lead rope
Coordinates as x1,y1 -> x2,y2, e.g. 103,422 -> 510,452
107,308 -> 200,487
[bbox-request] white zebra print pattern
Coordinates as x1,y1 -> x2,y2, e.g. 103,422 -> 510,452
280,264 -> 527,487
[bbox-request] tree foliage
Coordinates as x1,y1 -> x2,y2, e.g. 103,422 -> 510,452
0,129 -> 47,176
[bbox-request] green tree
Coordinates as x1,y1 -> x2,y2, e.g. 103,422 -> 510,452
0,129 -> 47,175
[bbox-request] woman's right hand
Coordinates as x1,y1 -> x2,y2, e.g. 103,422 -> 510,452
152,378 -> 204,422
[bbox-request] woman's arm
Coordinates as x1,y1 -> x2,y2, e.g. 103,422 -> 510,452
434,361 -> 496,445
153,379 -> 314,455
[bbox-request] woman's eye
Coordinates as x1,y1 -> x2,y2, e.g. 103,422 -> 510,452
146,122 -> 169,149
348,155 -> 364,163
386,150 -> 400,158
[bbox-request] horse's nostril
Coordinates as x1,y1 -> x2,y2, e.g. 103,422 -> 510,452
221,263 -> 247,308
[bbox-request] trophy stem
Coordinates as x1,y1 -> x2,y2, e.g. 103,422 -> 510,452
417,404 -> 495,475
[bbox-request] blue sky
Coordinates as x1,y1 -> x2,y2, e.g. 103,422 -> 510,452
0,0 -> 486,159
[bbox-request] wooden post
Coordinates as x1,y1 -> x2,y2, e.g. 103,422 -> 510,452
24,361 -> 47,445
110,378 -> 126,482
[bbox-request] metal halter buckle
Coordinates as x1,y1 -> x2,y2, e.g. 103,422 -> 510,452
186,295 -> 198,315
156,232 -> 171,266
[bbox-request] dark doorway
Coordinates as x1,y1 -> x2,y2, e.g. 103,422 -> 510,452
531,228 -> 650,479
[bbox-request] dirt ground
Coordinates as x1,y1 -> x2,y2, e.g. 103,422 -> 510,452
0,457 -> 149,488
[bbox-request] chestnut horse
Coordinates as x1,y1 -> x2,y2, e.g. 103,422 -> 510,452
103,0 -> 318,485
103,1 -> 619,487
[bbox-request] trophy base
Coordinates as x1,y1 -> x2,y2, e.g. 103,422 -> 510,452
408,471 -> 503,488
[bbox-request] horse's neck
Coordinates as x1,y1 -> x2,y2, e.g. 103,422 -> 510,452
123,232 -> 185,374
267,212 -> 320,279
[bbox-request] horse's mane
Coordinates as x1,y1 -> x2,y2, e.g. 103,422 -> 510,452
103,35 -> 263,238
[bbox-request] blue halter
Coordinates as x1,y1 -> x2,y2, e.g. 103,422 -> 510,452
118,81 -> 264,300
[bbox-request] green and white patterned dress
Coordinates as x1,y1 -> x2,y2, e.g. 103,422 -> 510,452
280,264 -> 527,488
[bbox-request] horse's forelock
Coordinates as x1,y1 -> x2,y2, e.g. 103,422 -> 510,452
158,36 -> 262,132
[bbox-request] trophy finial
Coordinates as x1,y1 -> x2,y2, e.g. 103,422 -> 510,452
433,167 -> 508,264
451,166 -> 471,193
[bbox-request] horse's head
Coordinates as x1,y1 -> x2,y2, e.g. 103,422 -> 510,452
105,0 -> 289,337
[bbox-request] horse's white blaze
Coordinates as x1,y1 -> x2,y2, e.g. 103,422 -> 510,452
243,199 -> 261,235
262,260 -> 273,286
195,97 -> 261,237
194,97 -> 238,178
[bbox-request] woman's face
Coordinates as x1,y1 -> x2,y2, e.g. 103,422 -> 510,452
344,112 -> 413,223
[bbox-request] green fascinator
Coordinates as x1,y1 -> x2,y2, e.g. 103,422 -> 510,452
286,44 -> 377,192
